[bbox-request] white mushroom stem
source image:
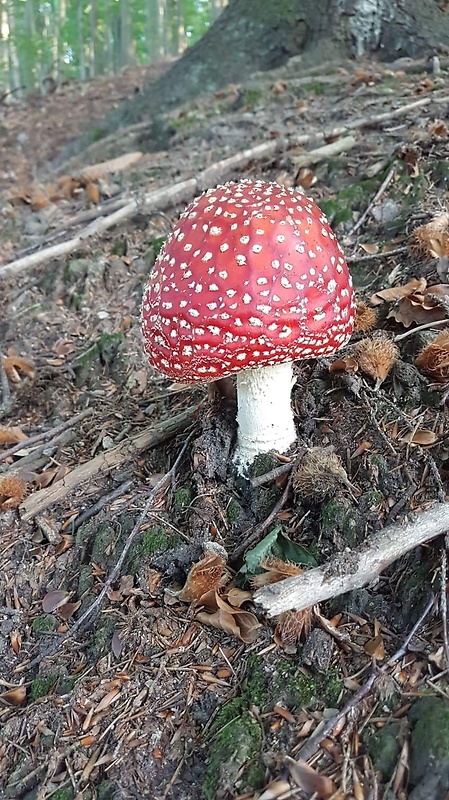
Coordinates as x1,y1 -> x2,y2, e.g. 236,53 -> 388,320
234,361 -> 297,474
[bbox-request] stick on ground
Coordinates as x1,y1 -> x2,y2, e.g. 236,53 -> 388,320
18,405 -> 198,520
254,502 -> 449,616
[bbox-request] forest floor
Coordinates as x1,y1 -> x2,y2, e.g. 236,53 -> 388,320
1,52 -> 449,800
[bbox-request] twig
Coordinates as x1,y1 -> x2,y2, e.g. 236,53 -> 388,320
231,472 -> 294,562
0,407 -> 94,463
3,95 -> 449,280
293,135 -> 357,170
70,479 -> 133,532
442,537 -> 449,671
254,502 -> 449,616
250,462 -> 293,488
346,245 -> 407,264
15,432 -> 194,674
395,319 -> 449,341
0,352 -> 13,420
18,405 -> 198,520
296,594 -> 435,763
345,166 -> 395,239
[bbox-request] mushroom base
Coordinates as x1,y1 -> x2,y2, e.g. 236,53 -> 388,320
234,361 -> 297,474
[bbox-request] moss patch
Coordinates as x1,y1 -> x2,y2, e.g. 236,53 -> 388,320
32,614 -> 57,636
30,675 -> 58,701
410,696 -> 449,783
364,722 -> 402,780
203,712 -> 264,800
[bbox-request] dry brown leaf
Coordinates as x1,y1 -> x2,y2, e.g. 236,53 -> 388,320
178,549 -> 228,603
416,330 -> 449,382
57,600 -> 81,620
329,355 -> 359,373
196,590 -> 261,643
34,465 -> 70,489
371,277 -> 427,306
0,685 -> 27,706
94,687 -> 121,713
42,590 -> 70,613
111,631 -> 123,659
3,355 -> 35,384
400,429 -> 437,446
77,151 -> 143,182
226,587 -> 253,607
86,181 -> 100,204
296,167 -> 317,189
360,242 -> 379,254
388,285 -> 449,327
259,780 -> 292,799
272,80 -> 287,93
286,756 -> 335,798
0,426 -> 27,445
430,119 -> 448,138
0,477 -> 28,509
364,634 -> 385,660
10,630 -> 22,654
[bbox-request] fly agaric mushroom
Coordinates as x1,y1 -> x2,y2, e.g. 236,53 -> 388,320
141,180 -> 355,472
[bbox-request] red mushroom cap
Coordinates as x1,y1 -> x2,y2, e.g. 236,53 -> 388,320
141,180 -> 355,381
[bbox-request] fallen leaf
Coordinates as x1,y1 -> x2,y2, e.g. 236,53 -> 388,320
286,756 -> 335,798
371,277 -> 427,306
112,631 -> 123,659
57,600 -> 81,620
0,685 -> 27,706
0,426 -> 27,445
94,687 -> 121,713
364,634 -> 385,660
360,242 -> 378,254
196,590 -> 261,644
3,355 -> 35,384
400,429 -> 437,446
10,630 -> 22,654
329,355 -> 359,373
42,590 -> 70,613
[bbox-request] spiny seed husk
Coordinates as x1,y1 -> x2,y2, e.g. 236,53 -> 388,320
292,447 -> 349,501
353,332 -> 398,386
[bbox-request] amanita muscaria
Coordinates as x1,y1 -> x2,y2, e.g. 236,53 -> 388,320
141,179 -> 355,472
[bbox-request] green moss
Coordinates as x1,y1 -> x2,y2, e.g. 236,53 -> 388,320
364,723 -> 402,779
97,781 -> 115,800
127,524 -> 180,573
275,661 -> 342,710
226,497 -> 245,525
30,675 -> 57,701
321,497 -> 363,546
88,126 -> 105,143
91,616 -> 117,659
47,789 -> 74,800
203,714 -> 264,800
32,615 -> 57,636
306,81 -> 327,95
243,87 -> 263,107
173,485 -> 193,514
410,697 -> 449,783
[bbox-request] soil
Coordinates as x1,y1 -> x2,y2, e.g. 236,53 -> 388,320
1,53 -> 449,800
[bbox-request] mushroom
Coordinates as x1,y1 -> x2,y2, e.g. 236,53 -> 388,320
141,180 -> 355,473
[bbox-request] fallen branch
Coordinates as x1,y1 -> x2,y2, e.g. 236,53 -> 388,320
3,94 -> 449,280
19,404 -> 198,520
254,502 -> 449,616
293,135 -> 357,170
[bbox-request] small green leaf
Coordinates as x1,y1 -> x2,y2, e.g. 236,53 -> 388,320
238,527 -> 316,581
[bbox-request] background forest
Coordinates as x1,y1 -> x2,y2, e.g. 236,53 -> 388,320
0,0 -> 226,94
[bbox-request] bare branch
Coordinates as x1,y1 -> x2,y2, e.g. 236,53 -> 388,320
254,502 -> 449,616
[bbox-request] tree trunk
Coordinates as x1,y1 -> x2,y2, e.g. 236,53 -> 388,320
75,0 -> 449,146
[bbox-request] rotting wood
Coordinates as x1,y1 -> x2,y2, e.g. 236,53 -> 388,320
19,405 -> 198,521
254,502 -> 449,616
2,94 -> 449,280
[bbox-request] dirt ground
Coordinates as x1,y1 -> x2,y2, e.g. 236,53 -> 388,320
1,53 -> 449,800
